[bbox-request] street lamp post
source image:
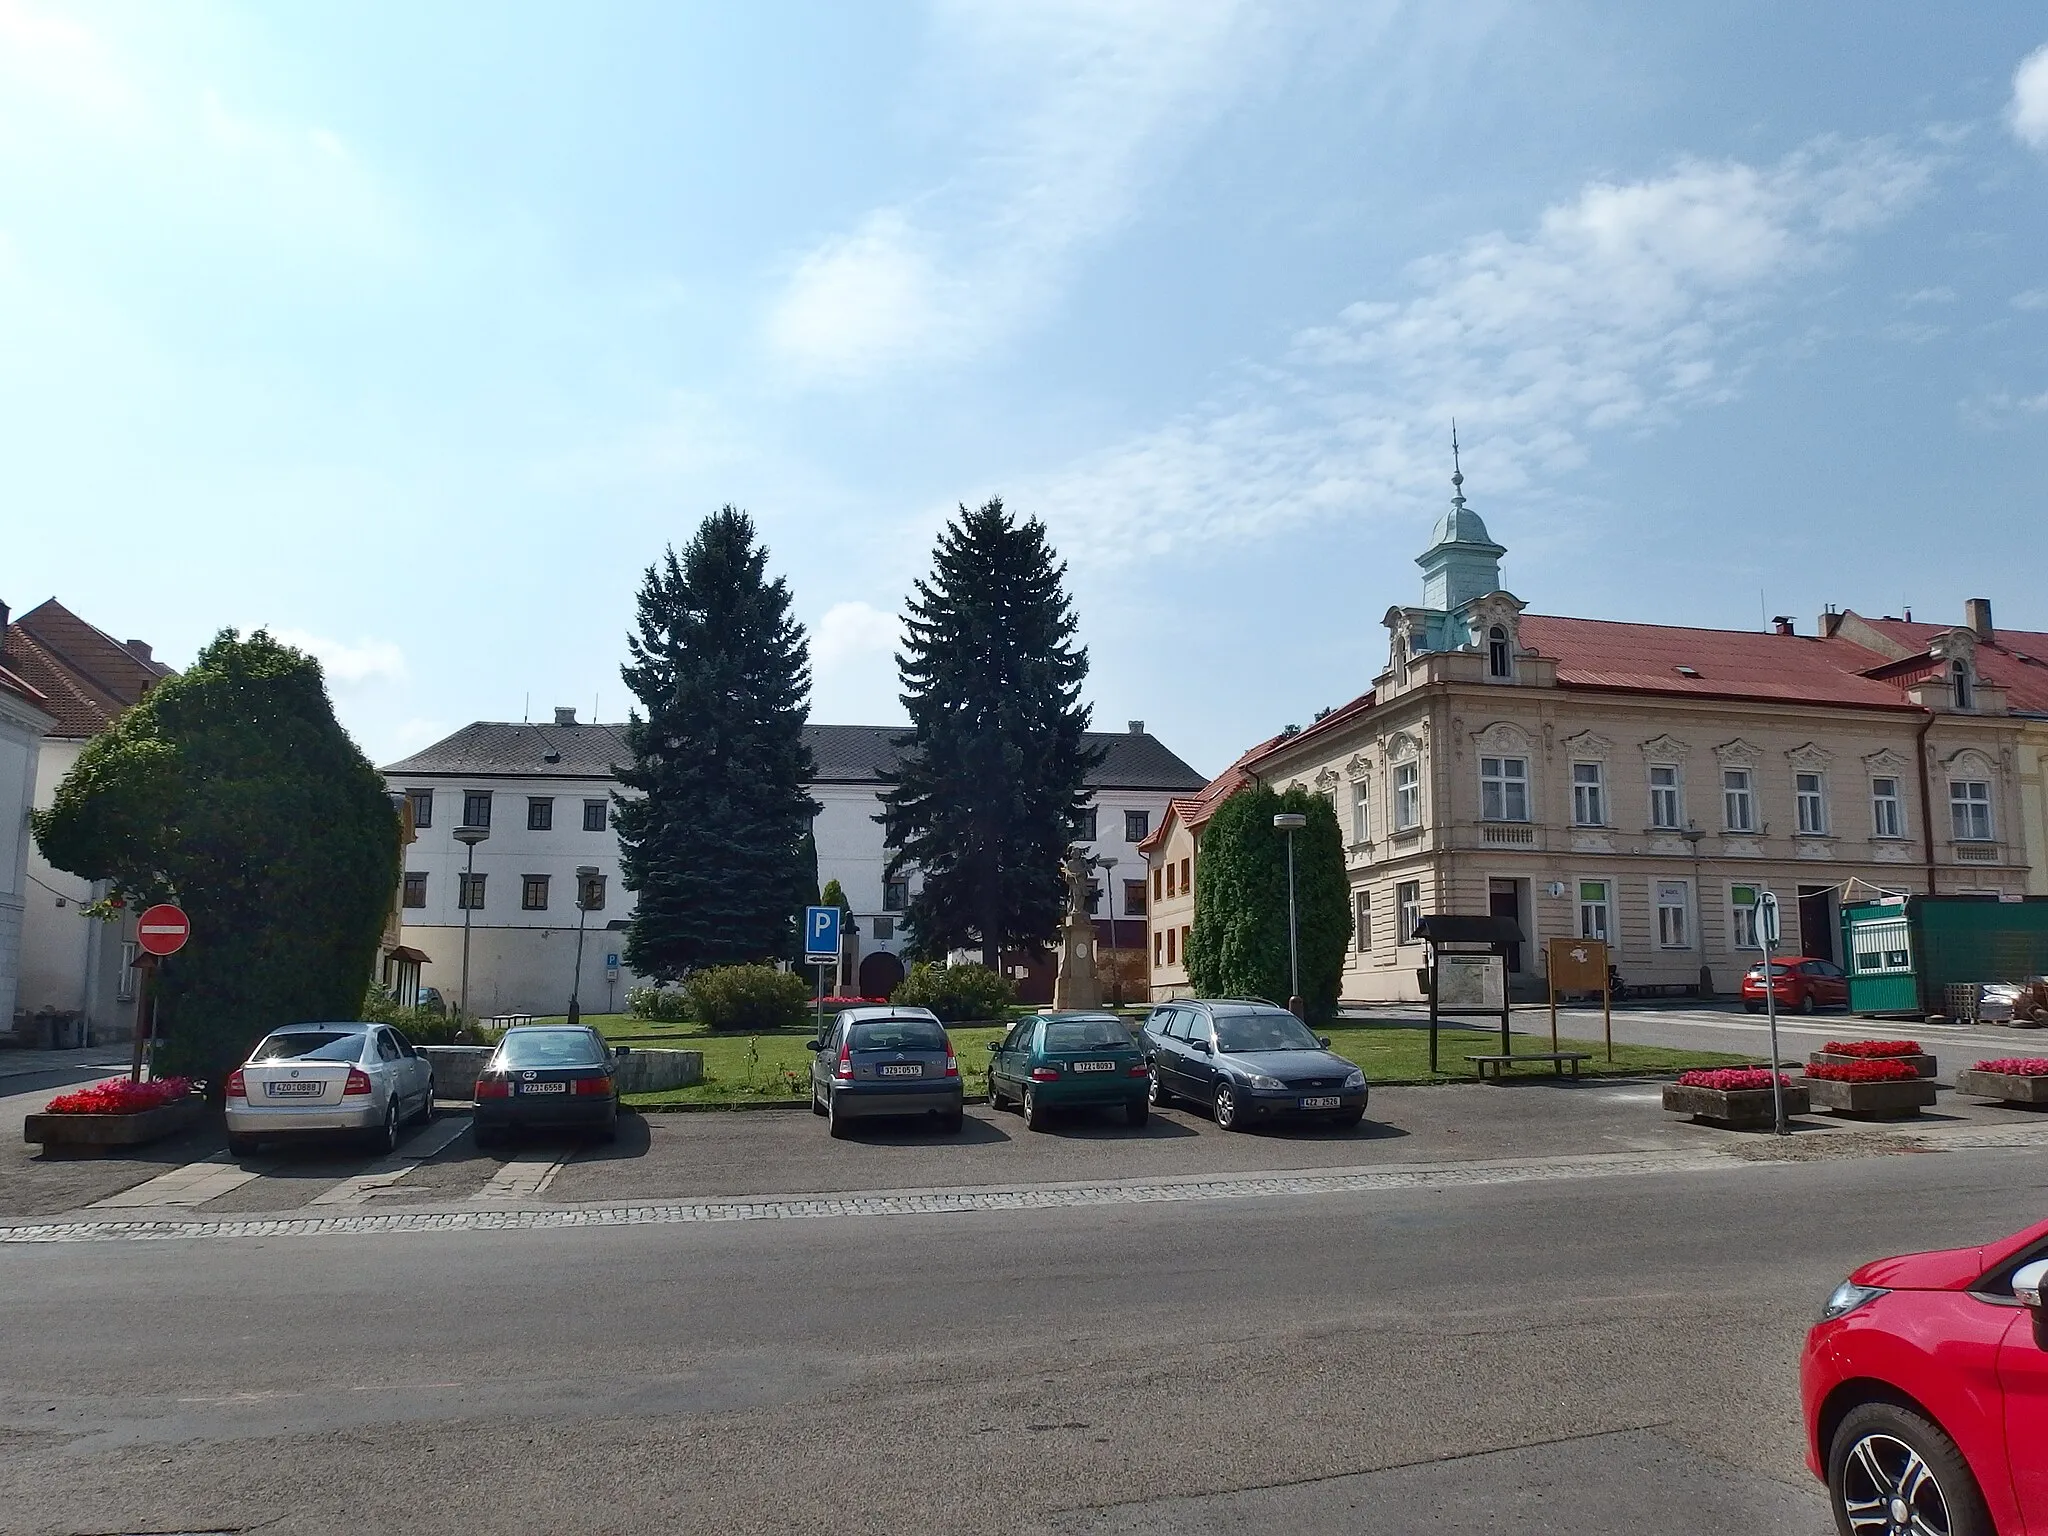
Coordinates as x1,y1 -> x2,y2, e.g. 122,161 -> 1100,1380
568,865 -> 599,1026
1104,854 -> 1119,1004
1274,813 -> 1308,1017
453,825 -> 490,1021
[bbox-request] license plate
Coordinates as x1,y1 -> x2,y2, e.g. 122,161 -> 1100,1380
1071,1061 -> 1116,1073
877,1064 -> 923,1078
520,1082 -> 568,1094
1299,1096 -> 1342,1110
264,1080 -> 324,1097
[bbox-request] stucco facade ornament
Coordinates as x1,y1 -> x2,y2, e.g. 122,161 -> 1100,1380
1315,767 -> 1340,792
1795,839 -> 1835,861
1562,730 -> 1613,760
1786,742 -> 1835,772
1385,731 -> 1419,762
1462,591 -> 1527,650
1946,748 -> 1996,780
1927,628 -> 1979,664
1475,721 -> 1531,755
1345,752 -> 1370,781
1862,747 -> 1910,775
1715,738 -> 1764,767
1638,734 -> 1692,761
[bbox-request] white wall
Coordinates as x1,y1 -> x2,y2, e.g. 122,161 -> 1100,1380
0,693 -> 49,1032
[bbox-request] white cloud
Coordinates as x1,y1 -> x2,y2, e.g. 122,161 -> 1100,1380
765,0 -> 1283,384
2011,43 -> 2048,152
263,628 -> 409,688
1900,286 -> 1955,305
813,601 -> 901,671
2014,288 -> 2048,311
1021,138 -> 1934,561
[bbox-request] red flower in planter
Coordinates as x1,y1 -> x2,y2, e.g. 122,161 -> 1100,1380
1971,1058 -> 2048,1076
1677,1068 -> 1792,1091
1821,1039 -> 1923,1058
1806,1060 -> 1919,1083
43,1076 -> 193,1115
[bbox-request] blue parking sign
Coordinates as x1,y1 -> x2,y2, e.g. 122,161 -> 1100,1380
805,905 -> 840,962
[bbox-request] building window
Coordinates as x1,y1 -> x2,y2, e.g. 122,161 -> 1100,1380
1950,780 -> 1993,841
872,916 -> 894,941
522,875 -> 550,911
583,798 -> 608,832
1649,765 -> 1681,830
1952,659 -> 1974,711
1480,756 -> 1529,822
1355,890 -> 1372,951
1154,930 -> 1163,966
407,789 -> 433,829
1571,762 -> 1605,826
458,873 -> 487,911
462,791 -> 493,829
1123,879 -> 1147,917
1397,880 -> 1421,944
1871,777 -> 1903,838
578,874 -> 606,911
1085,879 -> 1102,915
1351,779 -> 1370,844
1179,857 -> 1190,893
117,941 -> 138,1001
1394,762 -> 1420,830
1577,880 -> 1611,943
1124,809 -> 1149,843
528,797 -> 554,831
883,879 -> 908,912
1181,924 -> 1190,963
1074,807 -> 1098,841
1166,926 -> 1177,965
1487,625 -> 1512,679
1655,880 -> 1690,949
1152,867 -> 1163,901
402,872 -> 427,909
1722,768 -> 1755,832
1794,773 -> 1827,835
1730,884 -> 1761,949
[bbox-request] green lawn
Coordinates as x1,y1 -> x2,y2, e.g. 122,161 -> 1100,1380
538,1012 -> 1752,1106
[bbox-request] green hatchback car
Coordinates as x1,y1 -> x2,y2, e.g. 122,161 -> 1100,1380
986,1011 -> 1151,1131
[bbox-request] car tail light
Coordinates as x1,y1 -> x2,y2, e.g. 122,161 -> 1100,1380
944,1052 -> 959,1078
1030,1066 -> 1061,1082
573,1076 -> 613,1096
1128,1063 -> 1150,1077
474,1075 -> 511,1099
834,1041 -> 854,1081
343,1067 -> 372,1096
225,1068 -> 246,1098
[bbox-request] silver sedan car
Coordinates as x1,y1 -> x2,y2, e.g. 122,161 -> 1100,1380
225,1022 -> 435,1158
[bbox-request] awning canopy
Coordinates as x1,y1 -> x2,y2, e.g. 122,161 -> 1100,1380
1412,914 -> 1524,947
385,945 -> 433,965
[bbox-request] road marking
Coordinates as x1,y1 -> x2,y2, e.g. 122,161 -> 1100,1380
308,1116 -> 473,1206
9,1148 -> 1740,1244
478,1150 -> 567,1200
87,1152 -> 261,1210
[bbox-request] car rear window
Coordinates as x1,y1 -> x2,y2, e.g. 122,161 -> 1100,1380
849,1020 -> 949,1052
1214,1011 -> 1321,1052
252,1030 -> 367,1063
1043,1018 -> 1133,1052
497,1030 -> 606,1068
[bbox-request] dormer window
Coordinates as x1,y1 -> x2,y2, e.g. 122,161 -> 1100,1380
1951,659 -> 1974,711
1487,625 -> 1512,679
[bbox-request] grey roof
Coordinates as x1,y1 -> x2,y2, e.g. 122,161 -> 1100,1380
384,721 -> 1206,791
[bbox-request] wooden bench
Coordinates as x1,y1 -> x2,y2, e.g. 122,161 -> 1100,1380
1465,1052 -> 1591,1082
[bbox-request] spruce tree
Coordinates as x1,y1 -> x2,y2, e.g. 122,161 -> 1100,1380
880,497 -> 1102,968
615,507 -> 817,980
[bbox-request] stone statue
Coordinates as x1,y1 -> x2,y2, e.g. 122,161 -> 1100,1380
1052,846 -> 1101,1010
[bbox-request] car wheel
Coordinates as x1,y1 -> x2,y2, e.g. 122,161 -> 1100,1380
943,1108 -> 965,1135
987,1076 -> 1007,1112
1022,1086 -> 1048,1132
1799,991 -> 1817,1015
1125,1098 -> 1148,1129
417,1080 -> 436,1125
227,1134 -> 260,1159
1829,1400 -> 1991,1536
473,1122 -> 499,1153
1147,1070 -> 1173,1108
1213,1083 -> 1241,1131
827,1091 -> 852,1139
367,1097 -> 399,1155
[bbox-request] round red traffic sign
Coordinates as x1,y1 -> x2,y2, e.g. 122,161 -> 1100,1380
136,904 -> 191,957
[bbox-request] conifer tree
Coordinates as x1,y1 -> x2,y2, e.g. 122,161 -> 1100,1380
880,497 -> 1101,968
615,508 -> 817,979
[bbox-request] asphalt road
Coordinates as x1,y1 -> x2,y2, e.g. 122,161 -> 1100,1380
2,1136 -> 2044,1535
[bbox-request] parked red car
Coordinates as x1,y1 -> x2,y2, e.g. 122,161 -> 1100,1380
1742,955 -> 1849,1013
1801,1216 -> 2048,1535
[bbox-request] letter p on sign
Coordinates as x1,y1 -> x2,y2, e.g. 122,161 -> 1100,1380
805,905 -> 840,962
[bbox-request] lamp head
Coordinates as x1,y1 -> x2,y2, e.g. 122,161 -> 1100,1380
1272,813 -> 1308,832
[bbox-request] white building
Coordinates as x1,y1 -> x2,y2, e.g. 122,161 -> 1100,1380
0,609 -> 54,1039
383,713 -> 1206,1014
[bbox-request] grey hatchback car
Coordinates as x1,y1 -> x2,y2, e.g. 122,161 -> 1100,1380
807,1006 -> 964,1137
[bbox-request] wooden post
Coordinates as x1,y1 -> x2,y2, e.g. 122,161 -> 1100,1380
1548,968 -> 1559,1055
1603,972 -> 1613,1062
127,955 -> 155,1082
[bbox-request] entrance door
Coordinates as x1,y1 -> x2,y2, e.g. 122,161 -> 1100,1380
1797,887 -> 1837,964
856,950 -> 905,999
1489,880 -> 1523,972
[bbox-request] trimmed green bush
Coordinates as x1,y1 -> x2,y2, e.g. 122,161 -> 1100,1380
683,965 -> 811,1033
626,985 -> 691,1022
892,961 -> 1016,1023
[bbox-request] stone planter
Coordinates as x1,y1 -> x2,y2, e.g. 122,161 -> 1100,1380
1802,1076 -> 1937,1119
418,1045 -> 495,1102
1663,1082 -> 1810,1129
1953,1070 -> 2048,1106
1809,1051 -> 1936,1079
613,1048 -> 703,1094
23,1094 -> 205,1152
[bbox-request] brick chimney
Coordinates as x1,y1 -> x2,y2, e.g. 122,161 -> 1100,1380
553,706 -> 578,726
123,638 -> 152,664
1772,615 -> 1795,636
1964,598 -> 1994,641
1127,720 -> 1145,734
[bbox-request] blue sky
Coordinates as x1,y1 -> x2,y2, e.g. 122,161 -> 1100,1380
6,2 -> 2048,779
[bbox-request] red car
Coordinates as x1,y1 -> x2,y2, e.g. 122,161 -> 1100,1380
1801,1217 -> 2048,1535
1743,955 -> 1849,1014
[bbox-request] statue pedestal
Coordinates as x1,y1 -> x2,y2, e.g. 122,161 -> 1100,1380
1052,918 -> 1099,1010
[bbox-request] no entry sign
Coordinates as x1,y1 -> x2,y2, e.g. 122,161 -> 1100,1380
136,904 -> 191,957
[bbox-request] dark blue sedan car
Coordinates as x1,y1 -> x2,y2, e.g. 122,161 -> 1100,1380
1141,1000 -> 1368,1131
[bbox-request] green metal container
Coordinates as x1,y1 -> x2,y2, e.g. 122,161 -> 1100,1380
1843,896 -> 2048,1017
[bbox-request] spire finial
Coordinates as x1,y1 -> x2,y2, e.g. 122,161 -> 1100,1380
1450,420 -> 1464,494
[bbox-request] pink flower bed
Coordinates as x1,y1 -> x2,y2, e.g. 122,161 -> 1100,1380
43,1077 -> 193,1115
1971,1058 -> 2048,1076
814,996 -> 888,1008
1822,1039 -> 1922,1058
1807,1060 -> 1919,1083
1677,1068 -> 1792,1091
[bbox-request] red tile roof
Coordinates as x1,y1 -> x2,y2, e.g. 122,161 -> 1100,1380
1851,617 -> 2048,716
0,661 -> 49,714
0,599 -> 171,737
1135,731 -> 1295,853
